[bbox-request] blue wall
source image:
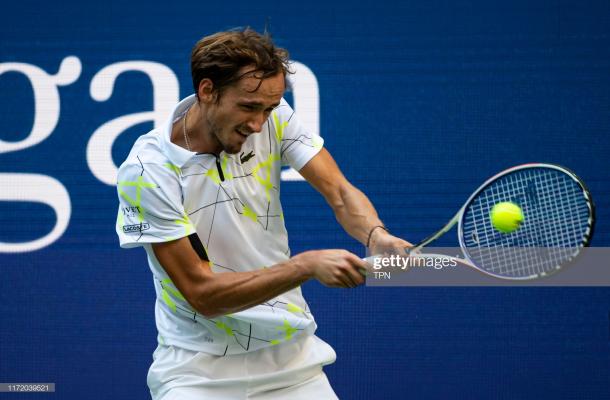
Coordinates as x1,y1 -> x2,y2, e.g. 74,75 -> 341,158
1,1 -> 609,398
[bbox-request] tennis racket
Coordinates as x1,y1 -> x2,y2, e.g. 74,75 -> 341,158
370,163 -> 595,281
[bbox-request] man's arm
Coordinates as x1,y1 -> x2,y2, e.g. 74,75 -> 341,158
152,237 -> 366,319
299,148 -> 412,250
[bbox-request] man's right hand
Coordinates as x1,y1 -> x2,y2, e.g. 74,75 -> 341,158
291,250 -> 368,288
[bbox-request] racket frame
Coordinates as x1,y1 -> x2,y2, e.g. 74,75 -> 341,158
409,163 -> 595,280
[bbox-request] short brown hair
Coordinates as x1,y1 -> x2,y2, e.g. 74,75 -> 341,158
191,28 -> 292,98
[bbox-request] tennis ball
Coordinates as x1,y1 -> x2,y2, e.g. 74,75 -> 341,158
490,202 -> 524,233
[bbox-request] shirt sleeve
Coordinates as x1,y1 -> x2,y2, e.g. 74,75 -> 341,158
273,99 -> 324,171
115,161 -> 195,249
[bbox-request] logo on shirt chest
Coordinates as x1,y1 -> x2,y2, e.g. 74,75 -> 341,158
240,150 -> 255,164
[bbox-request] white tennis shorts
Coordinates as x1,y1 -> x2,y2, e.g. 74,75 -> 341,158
147,334 -> 338,399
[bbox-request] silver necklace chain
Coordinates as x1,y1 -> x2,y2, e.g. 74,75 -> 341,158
183,107 -> 192,151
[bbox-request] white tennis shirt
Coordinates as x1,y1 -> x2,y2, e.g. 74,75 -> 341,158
116,94 -> 324,355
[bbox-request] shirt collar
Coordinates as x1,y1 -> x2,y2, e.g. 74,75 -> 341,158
160,94 -> 198,168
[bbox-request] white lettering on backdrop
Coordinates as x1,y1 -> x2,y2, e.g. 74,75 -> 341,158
0,57 -> 320,252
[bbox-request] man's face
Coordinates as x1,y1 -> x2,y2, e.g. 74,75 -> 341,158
203,69 -> 285,154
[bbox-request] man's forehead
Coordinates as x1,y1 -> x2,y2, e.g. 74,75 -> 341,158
233,71 -> 285,100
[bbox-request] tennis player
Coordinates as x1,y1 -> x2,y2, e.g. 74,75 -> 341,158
116,27 -> 410,399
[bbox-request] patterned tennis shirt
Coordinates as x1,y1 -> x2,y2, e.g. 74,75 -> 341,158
116,94 -> 324,355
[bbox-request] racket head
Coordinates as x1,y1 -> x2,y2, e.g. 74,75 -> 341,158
457,163 -> 595,280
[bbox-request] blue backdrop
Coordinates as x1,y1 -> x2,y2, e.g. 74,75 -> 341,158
1,0 -> 609,398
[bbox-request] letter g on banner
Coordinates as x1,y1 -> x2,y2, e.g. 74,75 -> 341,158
0,57 -> 79,253
0,56 -> 81,153
0,174 -> 71,253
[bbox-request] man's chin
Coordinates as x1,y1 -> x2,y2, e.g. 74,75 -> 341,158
223,144 -> 242,154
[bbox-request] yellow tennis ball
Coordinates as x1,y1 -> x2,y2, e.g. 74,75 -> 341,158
490,202 -> 524,233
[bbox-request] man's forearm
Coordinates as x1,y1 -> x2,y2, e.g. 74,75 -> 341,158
194,258 -> 311,318
331,182 -> 385,245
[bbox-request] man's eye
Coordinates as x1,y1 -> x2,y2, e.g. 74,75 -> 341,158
240,105 -> 255,111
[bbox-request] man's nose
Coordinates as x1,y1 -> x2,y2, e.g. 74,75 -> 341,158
246,112 -> 266,133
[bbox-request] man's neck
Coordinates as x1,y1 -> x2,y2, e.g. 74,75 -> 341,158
171,103 -> 221,155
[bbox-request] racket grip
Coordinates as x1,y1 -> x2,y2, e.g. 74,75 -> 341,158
360,254 -> 403,275
359,256 -> 376,276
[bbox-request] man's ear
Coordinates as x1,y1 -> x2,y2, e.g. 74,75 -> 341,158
198,79 -> 216,103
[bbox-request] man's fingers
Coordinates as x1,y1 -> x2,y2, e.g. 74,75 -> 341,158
344,254 -> 367,285
344,264 -> 365,287
338,273 -> 356,288
307,249 -> 370,287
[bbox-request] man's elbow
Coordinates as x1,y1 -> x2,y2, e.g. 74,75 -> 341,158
186,281 -> 225,319
198,306 -> 223,319
187,296 -> 223,319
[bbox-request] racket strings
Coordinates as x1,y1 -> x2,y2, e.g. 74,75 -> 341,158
461,168 -> 592,278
